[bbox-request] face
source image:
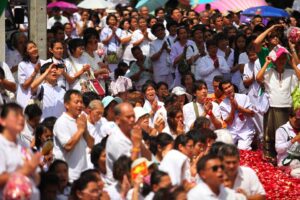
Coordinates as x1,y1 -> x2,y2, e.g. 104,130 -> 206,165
81,11 -> 90,20
200,159 -> 224,187
90,104 -> 104,123
207,45 -> 218,57
223,18 -> 232,26
78,181 -> 100,200
117,104 -> 136,132
274,53 -> 288,68
222,83 -> 234,98
177,95 -> 186,108
123,11 -> 130,19
222,156 -> 239,178
55,30 -> 65,42
290,17 -> 297,27
201,12 -> 209,24
247,51 -> 258,63
72,46 -> 85,58
157,84 -> 169,98
106,101 -> 117,121
180,139 -> 194,158
194,30 -> 204,42
42,184 -> 58,200
40,128 -> 53,144
1,109 -> 24,135
86,36 -> 99,51
137,115 -> 150,130
174,111 -> 184,126
290,115 -> 300,130
215,17 -> 223,27
132,48 -> 144,60
64,24 -> 73,36
145,86 -> 156,102
172,9 -> 182,21
204,31 -> 213,41
50,42 -> 64,59
175,192 -> 187,200
253,17 -> 262,26
123,21 -> 130,30
222,173 -> 233,188
245,29 -> 252,38
184,75 -> 194,88
217,39 -> 228,50
158,175 -> 172,190
178,28 -> 188,41
26,43 -> 39,59
130,18 -> 138,30
140,7 -> 149,17
157,10 -> 165,18
97,150 -> 106,174
213,81 -> 223,98
65,94 -> 84,118
169,25 -> 177,36
108,16 -> 117,26
138,18 -> 147,30
55,163 -> 69,188
228,29 -> 237,38
195,85 -> 208,103
149,18 -> 157,27
16,34 -> 28,52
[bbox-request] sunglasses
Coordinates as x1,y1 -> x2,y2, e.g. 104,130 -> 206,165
210,164 -> 224,172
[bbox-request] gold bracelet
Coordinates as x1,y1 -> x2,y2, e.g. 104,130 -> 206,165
132,147 -> 141,153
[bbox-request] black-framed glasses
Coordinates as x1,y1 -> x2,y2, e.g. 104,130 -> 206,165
210,164 -> 224,172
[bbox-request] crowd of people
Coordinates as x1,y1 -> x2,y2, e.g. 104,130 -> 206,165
1,2 -> 300,200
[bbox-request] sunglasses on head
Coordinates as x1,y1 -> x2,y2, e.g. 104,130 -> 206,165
210,164 -> 224,172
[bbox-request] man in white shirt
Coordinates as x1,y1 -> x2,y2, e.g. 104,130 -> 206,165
195,39 -> 230,93
183,80 -> 222,130
275,108 -> 300,166
47,7 -> 70,29
219,144 -> 266,200
53,90 -> 94,182
188,154 -> 246,200
219,80 -> 256,150
150,23 -> 173,87
0,62 -> 17,103
106,102 -> 150,184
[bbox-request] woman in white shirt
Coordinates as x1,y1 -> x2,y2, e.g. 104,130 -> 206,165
16,41 -> 43,108
120,19 -> 133,63
76,10 -> 94,37
65,38 -> 91,92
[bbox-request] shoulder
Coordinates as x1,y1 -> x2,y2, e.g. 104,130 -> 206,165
183,102 -> 193,110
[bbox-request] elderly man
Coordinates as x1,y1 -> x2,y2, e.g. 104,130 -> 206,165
219,144 -> 266,200
188,154 -> 246,200
87,99 -> 105,144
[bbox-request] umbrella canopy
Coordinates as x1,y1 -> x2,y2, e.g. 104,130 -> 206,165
242,6 -> 289,17
193,0 -> 267,13
77,0 -> 113,10
135,0 -> 168,12
47,1 -> 78,12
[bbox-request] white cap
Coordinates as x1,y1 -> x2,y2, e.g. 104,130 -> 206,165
171,86 -> 192,102
134,107 -> 149,122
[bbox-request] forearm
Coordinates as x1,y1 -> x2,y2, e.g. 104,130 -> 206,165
225,109 -> 235,125
63,129 -> 84,152
132,38 -> 144,47
209,114 -> 222,129
62,71 -> 77,84
237,106 -> 254,117
243,78 -> 254,87
291,63 -> 300,80
173,53 -> 184,65
141,143 -> 152,161
102,34 -> 114,45
253,27 -> 273,52
30,73 -> 47,92
83,131 -> 94,149
1,80 -> 16,92
256,64 -> 268,84
151,49 -> 163,61
248,194 -> 266,200
22,71 -> 38,90
0,173 -> 10,187
121,36 -> 131,44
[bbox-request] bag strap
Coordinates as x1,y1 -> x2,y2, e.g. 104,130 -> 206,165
193,102 -> 200,118
280,126 -> 293,141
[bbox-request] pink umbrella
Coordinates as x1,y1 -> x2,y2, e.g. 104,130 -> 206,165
194,0 -> 267,13
47,1 -> 78,12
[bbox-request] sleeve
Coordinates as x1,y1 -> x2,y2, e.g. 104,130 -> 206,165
242,64 -> 252,80
238,53 -> 249,65
2,62 -> 15,83
219,102 -> 230,120
170,43 -> 179,64
248,168 -> 266,195
0,147 -> 6,174
100,28 -> 109,42
275,127 -> 293,155
211,102 -> 222,120
183,104 -> 195,129
219,56 -> 230,73
126,63 -> 138,78
17,62 -> 28,84
53,119 -> 73,147
130,31 -> 142,44
253,60 -> 262,77
197,57 -> 215,77
149,41 -> 158,57
186,43 -> 198,60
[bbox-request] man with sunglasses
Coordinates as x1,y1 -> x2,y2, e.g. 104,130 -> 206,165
188,154 -> 246,200
219,144 -> 266,200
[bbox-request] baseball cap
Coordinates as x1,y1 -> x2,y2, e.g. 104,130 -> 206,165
269,45 -> 289,62
171,86 -> 192,102
134,107 -> 149,122
101,96 -> 122,108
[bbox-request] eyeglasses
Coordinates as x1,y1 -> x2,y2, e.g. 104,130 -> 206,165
210,164 -> 224,172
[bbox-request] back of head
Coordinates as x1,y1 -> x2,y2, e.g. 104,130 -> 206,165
217,144 -> 239,160
113,155 -> 132,182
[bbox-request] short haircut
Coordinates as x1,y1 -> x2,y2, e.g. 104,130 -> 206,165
151,23 -> 165,35
82,91 -> 100,108
64,89 -> 81,104
217,144 -> 240,160
213,75 -> 224,83
113,155 -> 132,181
214,32 -> 228,44
166,20 -> 178,31
24,104 -> 42,119
196,153 -> 221,172
131,45 -> 142,54
88,99 -> 103,110
150,170 -> 168,187
48,159 -> 68,172
206,39 -> 218,49
193,117 -> 211,130
141,81 -> 157,93
174,134 -> 193,150
90,137 -> 108,168
218,79 -> 232,91
68,38 -> 85,54
42,116 -> 57,132
0,103 -> 23,132
193,80 -> 207,94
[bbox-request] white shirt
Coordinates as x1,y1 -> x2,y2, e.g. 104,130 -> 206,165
82,51 -> 102,72
19,120 -> 34,148
65,55 -> 89,91
149,37 -> 171,77
100,27 -> 122,53
105,125 -> 132,184
195,55 -> 230,93
264,68 -> 298,107
188,181 -> 246,200
0,62 -> 16,104
16,60 -> 41,108
183,101 -> 222,130
217,48 -> 234,69
233,166 -> 266,196
53,112 -> 88,182
87,119 -> 105,144
131,29 -> 152,57
35,82 -> 65,120
219,94 -> 255,140
47,15 -> 69,29
275,122 -> 296,166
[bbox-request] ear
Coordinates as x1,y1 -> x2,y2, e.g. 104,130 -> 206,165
0,118 -> 5,128
199,170 -> 206,181
64,102 -> 70,111
76,191 -> 83,199
178,144 -> 184,152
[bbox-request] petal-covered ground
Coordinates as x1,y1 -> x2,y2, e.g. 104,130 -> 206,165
240,150 -> 300,200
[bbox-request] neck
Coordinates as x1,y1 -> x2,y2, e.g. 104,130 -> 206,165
66,111 -> 78,119
30,57 -> 38,63
209,184 -> 220,196
209,54 -> 217,59
276,67 -> 284,73
3,129 -> 18,143
87,115 -> 95,125
180,40 -> 187,46
86,48 -> 94,56
45,79 -> 57,86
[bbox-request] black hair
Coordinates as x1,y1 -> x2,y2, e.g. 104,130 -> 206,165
113,155 -> 132,182
49,38 -> 63,49
80,168 -> 99,179
106,14 -> 117,25
147,15 -> 157,27
24,104 -> 42,120
70,174 -> 99,200
209,141 -> 226,155
34,124 -> 49,149
214,32 -> 228,45
131,45 -> 142,54
192,80 -> 207,94
0,67 -> 5,80
167,105 -> 183,132
217,144 -> 240,159
191,25 -> 204,38
0,103 -> 23,132
40,62 -> 53,74
157,81 -> 169,91
119,18 -> 130,29
64,89 -> 82,104
193,116 -> 211,130
155,7 -> 165,17
150,133 -> 174,155
218,79 -> 232,91
48,159 -> 68,173
181,72 -> 195,87
68,38 -> 85,55
23,41 -> 38,62
141,81 -> 157,94
233,33 -> 247,66
83,28 -> 99,47
163,94 -> 178,108
213,75 -> 224,83
205,39 -> 217,49
150,170 -> 168,187
166,20 -> 178,31
90,136 -> 108,169
174,134 -> 193,150
186,129 -> 207,144
82,91 -> 100,108
197,153 -> 221,172
39,172 -> 59,194
51,24 -> 64,35
42,117 -> 57,133
151,23 -> 165,35
176,25 -> 188,36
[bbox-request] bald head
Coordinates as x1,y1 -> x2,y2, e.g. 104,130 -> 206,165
89,99 -> 103,110
114,102 -> 135,134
